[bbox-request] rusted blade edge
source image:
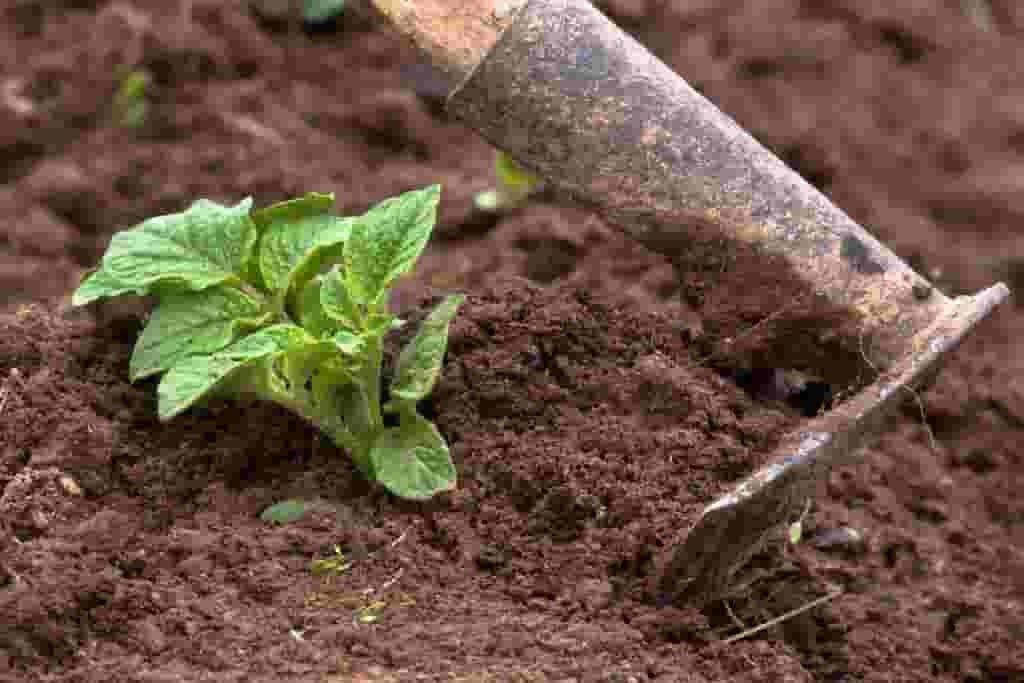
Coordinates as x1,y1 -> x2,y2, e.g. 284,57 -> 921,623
658,282 -> 1011,606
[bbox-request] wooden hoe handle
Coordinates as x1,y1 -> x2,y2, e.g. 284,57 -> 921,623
369,0 -> 529,83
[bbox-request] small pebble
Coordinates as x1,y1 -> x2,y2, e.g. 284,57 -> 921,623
811,526 -> 865,552
59,474 -> 83,496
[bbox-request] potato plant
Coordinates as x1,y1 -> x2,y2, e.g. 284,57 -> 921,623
74,185 -> 462,500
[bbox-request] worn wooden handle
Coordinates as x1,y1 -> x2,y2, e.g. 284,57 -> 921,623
369,0 -> 528,82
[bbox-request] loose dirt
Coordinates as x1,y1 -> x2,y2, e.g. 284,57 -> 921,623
1,1 -> 1023,681
2,281 -> 809,681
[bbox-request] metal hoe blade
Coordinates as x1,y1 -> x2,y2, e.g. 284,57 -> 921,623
655,281 -> 1006,603
374,0 -> 1012,604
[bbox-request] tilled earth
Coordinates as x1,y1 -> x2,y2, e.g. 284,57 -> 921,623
1,1 -> 1022,681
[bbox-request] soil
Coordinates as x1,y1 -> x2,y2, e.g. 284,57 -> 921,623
1,0 -> 1023,681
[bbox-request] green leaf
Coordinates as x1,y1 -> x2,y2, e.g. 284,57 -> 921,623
295,276 -> 336,338
260,213 -> 354,299
390,294 -> 464,404
788,521 -> 803,545
73,267 -> 135,306
260,499 -> 314,525
369,410 -> 455,499
278,337 -> 360,391
129,286 -> 269,381
251,193 -> 335,229
247,192 -> 335,288
72,198 -> 256,306
495,151 -> 542,197
474,152 -> 543,212
304,0 -> 346,22
364,310 -> 403,337
320,265 -> 362,330
332,330 -> 364,355
344,185 -> 440,304
157,324 -> 307,420
277,337 -> 362,405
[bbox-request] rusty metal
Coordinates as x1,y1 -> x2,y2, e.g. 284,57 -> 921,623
447,0 -> 975,375
655,282 -> 1007,603
443,0 -> 1011,604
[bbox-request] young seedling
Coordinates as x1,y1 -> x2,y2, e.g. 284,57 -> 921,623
473,150 -> 544,212
73,185 -> 464,500
111,68 -> 151,130
309,545 -> 353,576
787,498 -> 812,546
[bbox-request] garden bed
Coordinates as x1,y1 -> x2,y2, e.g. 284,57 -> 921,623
2,0 -> 1023,681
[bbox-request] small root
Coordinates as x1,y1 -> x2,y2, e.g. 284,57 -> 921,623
858,331 -> 939,453
723,600 -> 747,630
718,588 -> 842,645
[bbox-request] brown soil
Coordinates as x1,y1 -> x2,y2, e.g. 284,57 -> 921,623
1,0 -> 1022,681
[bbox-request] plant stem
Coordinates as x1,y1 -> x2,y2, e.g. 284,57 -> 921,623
262,375 -> 362,467
362,336 -> 384,432
298,402 -> 370,475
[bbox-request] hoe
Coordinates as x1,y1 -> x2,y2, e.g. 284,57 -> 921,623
367,0 -> 1010,604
